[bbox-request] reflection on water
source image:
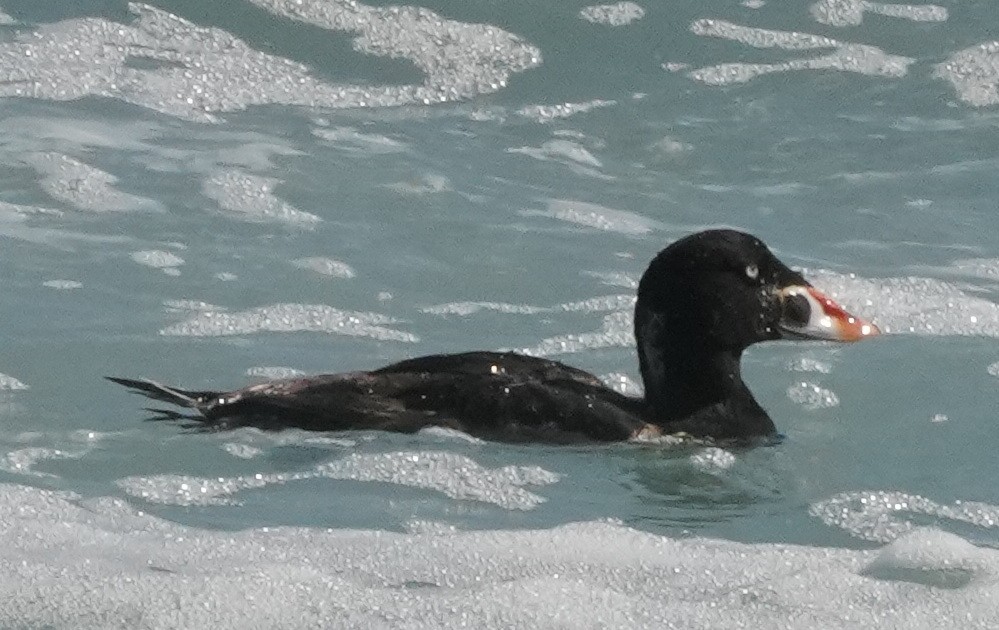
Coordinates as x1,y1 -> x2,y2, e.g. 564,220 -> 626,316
621,442 -> 790,533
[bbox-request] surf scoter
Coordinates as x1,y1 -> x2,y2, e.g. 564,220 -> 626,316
109,230 -> 879,443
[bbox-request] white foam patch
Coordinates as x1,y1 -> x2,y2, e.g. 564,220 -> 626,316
560,294 -> 636,312
507,140 -> 610,179
516,100 -> 616,123
688,19 -> 914,85
163,299 -> 226,313
131,250 -> 184,272
786,356 -> 833,374
418,426 -> 487,445
312,126 -> 408,154
245,366 -> 308,380
582,271 -> 639,289
600,372 -> 643,396
221,443 -> 264,459
519,310 -> 633,356
42,279 -> 82,290
0,373 -> 29,391
0,3 -> 539,122
650,135 -> 694,159
25,152 -> 157,213
937,42 -> 999,107
806,269 -> 999,337
118,451 -> 558,510
692,19 -> 831,51
384,173 -> 453,195
422,302 -> 549,316
465,106 -> 508,123
402,519 -> 460,535
246,0 -> 541,106
214,429 -> 357,451
810,490 -> 999,544
509,140 -> 603,167
579,2 -> 646,26
0,447 -> 88,478
292,257 -> 356,278
4,482 -> 998,628
987,362 -> 999,377
786,381 -> 840,410
118,473 -> 274,506
811,0 -> 947,27
160,303 -> 419,342
203,170 -> 321,226
523,199 -> 660,235
318,452 -> 559,510
689,447 -> 737,472
862,529 -> 985,589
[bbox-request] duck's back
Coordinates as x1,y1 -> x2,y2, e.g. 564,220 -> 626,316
162,351 -> 651,442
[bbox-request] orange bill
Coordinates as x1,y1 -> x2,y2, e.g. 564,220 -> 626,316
778,286 -> 880,342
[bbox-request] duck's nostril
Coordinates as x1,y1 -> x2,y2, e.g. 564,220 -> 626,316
782,293 -> 811,326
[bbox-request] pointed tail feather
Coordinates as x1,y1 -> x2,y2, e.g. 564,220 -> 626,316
106,377 -> 217,409
141,407 -> 227,432
143,406 -> 195,420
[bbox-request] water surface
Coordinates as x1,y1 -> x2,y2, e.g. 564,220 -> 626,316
1,0 -> 998,626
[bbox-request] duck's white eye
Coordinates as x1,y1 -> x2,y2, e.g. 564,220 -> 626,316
745,264 -> 759,280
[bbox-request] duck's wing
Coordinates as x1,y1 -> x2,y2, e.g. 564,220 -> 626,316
109,351 -> 649,442
371,350 -> 607,387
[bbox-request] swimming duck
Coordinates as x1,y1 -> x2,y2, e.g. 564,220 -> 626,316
109,230 -> 878,443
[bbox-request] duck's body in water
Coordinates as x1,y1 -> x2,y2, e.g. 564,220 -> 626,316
109,230 -> 879,443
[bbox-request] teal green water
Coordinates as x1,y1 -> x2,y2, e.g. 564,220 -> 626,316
1,1 -> 999,625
